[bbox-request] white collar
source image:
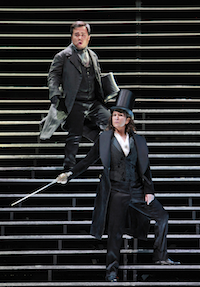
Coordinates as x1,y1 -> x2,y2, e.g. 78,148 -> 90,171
114,132 -> 130,156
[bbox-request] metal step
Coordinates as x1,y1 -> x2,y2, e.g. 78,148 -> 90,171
0,282 -> 199,287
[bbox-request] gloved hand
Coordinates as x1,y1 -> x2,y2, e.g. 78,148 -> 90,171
57,171 -> 73,184
50,95 -> 59,105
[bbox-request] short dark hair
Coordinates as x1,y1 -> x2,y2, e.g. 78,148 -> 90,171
70,21 -> 91,35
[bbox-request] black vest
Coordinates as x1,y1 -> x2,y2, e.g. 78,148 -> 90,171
110,136 -> 142,191
75,56 -> 96,102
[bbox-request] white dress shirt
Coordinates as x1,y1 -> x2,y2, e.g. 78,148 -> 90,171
114,132 -> 130,157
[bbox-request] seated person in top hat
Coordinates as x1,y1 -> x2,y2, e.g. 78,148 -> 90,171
57,89 -> 180,282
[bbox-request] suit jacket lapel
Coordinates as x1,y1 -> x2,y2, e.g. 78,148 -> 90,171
129,136 -> 135,153
88,49 -> 101,83
69,50 -> 82,74
88,49 -> 97,70
132,132 -> 148,175
99,130 -> 113,168
112,136 -> 124,154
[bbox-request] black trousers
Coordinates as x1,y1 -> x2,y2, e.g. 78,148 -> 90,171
106,189 -> 169,276
62,100 -> 110,169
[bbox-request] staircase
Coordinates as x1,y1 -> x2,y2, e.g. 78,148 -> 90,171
0,2 -> 200,286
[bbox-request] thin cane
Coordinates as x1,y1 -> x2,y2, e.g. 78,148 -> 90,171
11,178 -> 58,207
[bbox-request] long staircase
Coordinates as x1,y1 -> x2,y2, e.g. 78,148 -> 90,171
0,2 -> 200,286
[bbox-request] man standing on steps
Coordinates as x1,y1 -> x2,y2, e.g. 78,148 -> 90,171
40,21 -> 113,171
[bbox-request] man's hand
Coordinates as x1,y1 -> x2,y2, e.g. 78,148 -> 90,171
57,172 -> 72,184
145,194 -> 155,205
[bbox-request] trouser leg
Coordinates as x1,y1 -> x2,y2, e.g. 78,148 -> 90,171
62,101 -> 110,170
86,101 -> 110,138
130,198 -> 169,262
63,135 -> 82,170
149,199 -> 169,262
62,102 -> 85,170
106,191 -> 130,279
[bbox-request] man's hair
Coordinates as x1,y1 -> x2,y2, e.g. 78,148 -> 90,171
70,21 -> 91,35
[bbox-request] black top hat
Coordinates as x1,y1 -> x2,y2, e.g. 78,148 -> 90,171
110,89 -> 135,118
101,72 -> 120,103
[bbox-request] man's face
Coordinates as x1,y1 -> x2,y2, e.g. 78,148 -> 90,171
71,26 -> 90,50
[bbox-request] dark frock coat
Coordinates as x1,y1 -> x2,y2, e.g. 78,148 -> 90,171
40,43 -> 105,140
70,129 -> 155,240
48,43 -> 104,112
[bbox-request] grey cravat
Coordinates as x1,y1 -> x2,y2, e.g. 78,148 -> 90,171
78,49 -> 90,67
